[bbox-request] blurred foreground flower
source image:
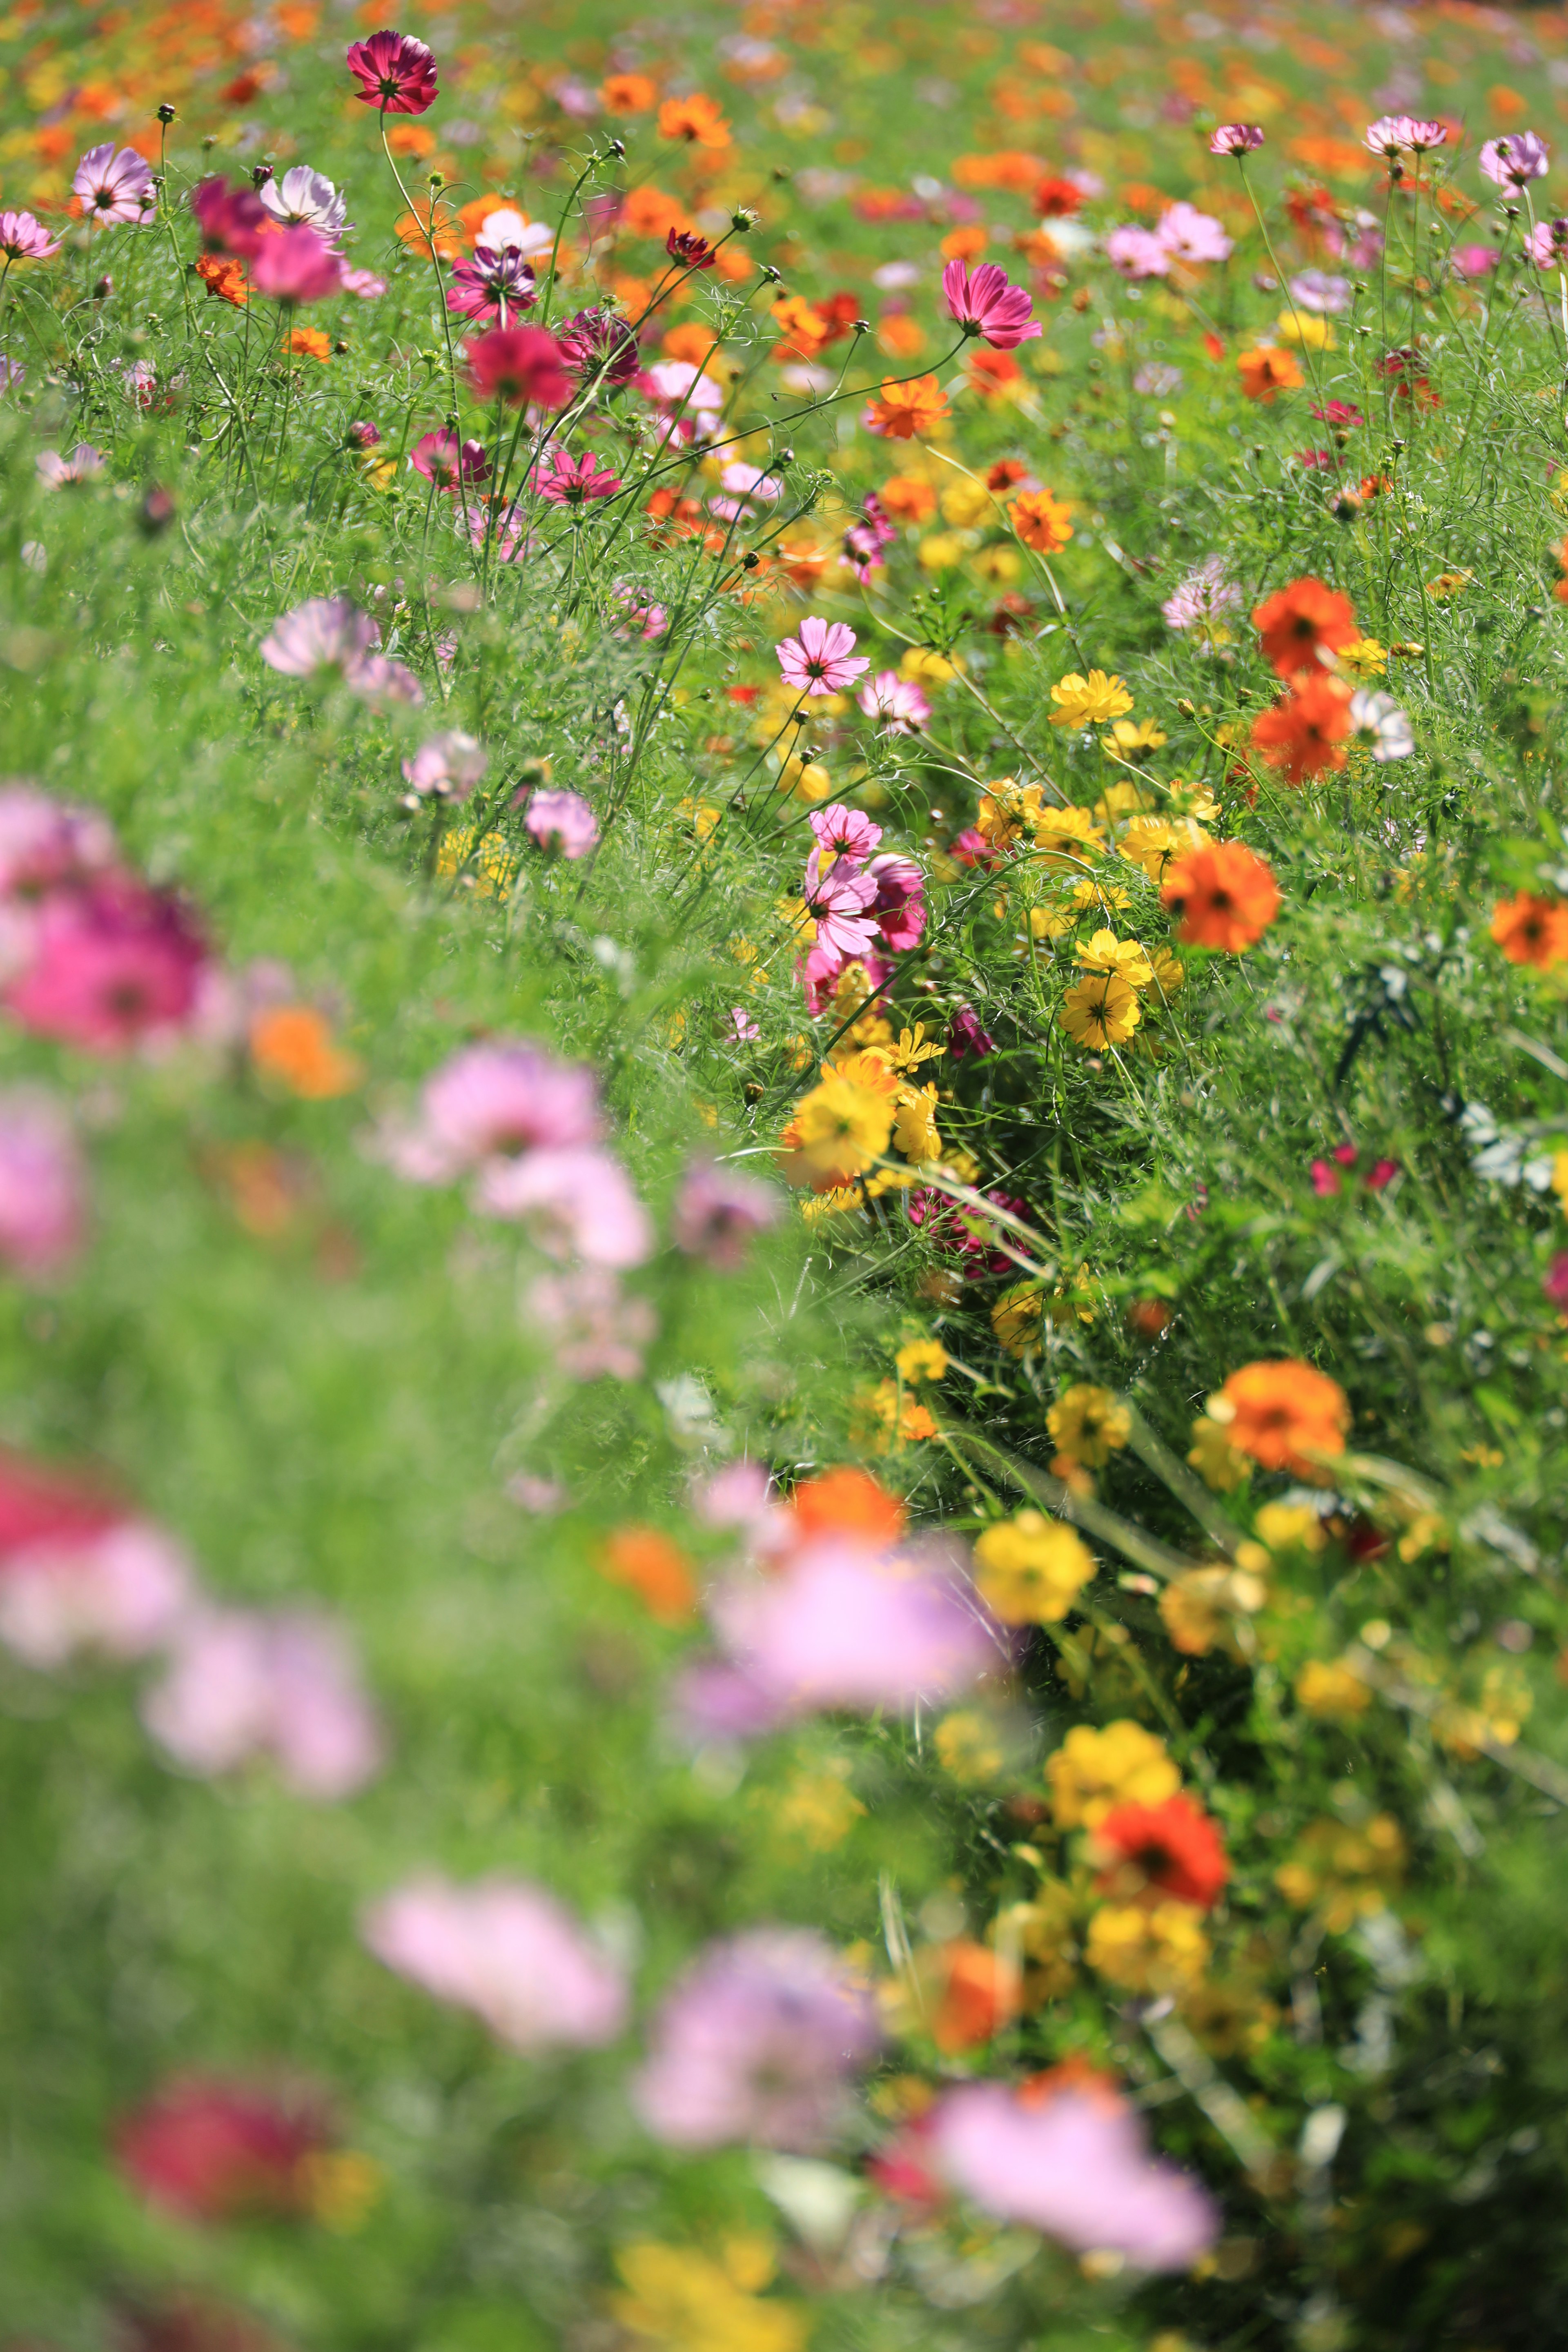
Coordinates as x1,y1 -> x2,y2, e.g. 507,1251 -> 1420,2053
143,1608 -> 384,1798
363,1875 -> 628,2049
118,2078 -> 329,2222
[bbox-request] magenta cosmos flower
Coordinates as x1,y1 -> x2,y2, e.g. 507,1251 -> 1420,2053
4,876 -> 208,1055
0,1089 -> 86,1278
932,2082 -> 1219,2270
250,224 -> 342,304
363,1874 -> 628,2049
447,242 -> 538,324
73,142 -> 155,228
142,1606 -> 384,1800
0,209 -> 59,262
809,802 -> 883,860
1528,219 -> 1568,268
345,27 -> 439,113
520,785 -> 600,858
466,324 -> 572,409
1480,130 -> 1549,189
1209,122 -> 1263,156
801,847 -> 880,964
941,258 -> 1040,349
671,1156 -> 780,1268
632,1929 -> 880,2152
557,307 -> 643,388
410,428 -> 490,490
776,615 -> 869,697
858,671 -> 931,733
476,1145 -> 653,1267
117,2077 -> 330,2223
537,447 -> 623,506
190,176 -> 269,258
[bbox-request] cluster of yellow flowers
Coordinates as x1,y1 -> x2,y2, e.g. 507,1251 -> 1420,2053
781,1014 -> 954,1202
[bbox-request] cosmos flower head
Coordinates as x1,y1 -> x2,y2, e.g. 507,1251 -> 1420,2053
1161,840 -> 1281,953
142,1606 -> 385,1798
1209,123 -> 1264,156
363,1875 -> 628,2049
519,786 -> 601,858
465,324 -> 573,409
446,242 -> 538,323
410,429 -> 490,489
1479,130 -> 1548,189
1161,555 -> 1241,633
36,444 -> 107,488
776,616 -> 870,696
1365,114 -> 1446,160
558,307 -> 642,386
73,142 -> 156,228
259,166 -> 350,238
857,671 -> 931,733
671,1158 -> 780,1268
941,258 -> 1041,349
345,27 -> 439,113
401,731 -> 488,803
249,225 -> 343,304
190,176 -> 269,257
537,447 -> 623,506
0,209 -> 60,262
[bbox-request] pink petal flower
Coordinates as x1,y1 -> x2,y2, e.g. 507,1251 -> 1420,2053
671,1157 -> 780,1267
776,615 -> 870,696
143,1608 -> 383,1799
941,258 -> 1041,349
363,1875 -> 628,2048
0,1087 -> 86,1275
475,1143 -> 653,1265
0,1517 -> 193,1668
344,27 -> 439,113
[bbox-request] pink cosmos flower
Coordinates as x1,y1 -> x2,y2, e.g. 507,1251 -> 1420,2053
1545,1252 -> 1568,1310
637,359 -> 724,444
809,803 -> 883,860
520,786 -> 600,858
260,596 -> 379,680
143,1607 -> 384,1800
671,1157 -> 780,1267
384,1038 -> 602,1186
1366,1158 -> 1399,1191
1289,270 -> 1352,314
932,2082 -> 1219,2270
339,265 -> 387,299
0,784 -> 116,901
728,1006 -> 760,1042
190,176 -> 269,258
1452,243 -> 1502,278
73,142 -> 156,228
801,847 -> 880,965
401,730 -> 487,802
1155,201 -> 1232,266
1160,555 -> 1240,633
410,428 -> 491,489
558,307 -> 642,387
1209,123 -> 1264,156
610,585 -> 668,639
36,444 -> 106,487
857,672 -> 931,733
1527,218 -> 1568,269
118,2079 -> 329,2223
476,1143 -> 654,1266
363,1875 -> 628,2049
777,616 -> 869,697
525,1265 -> 657,1379
693,1458 -> 776,1532
4,876 -> 208,1054
1479,130 -> 1547,187
344,653 -> 424,708
250,225 -> 342,304
345,28 -> 439,113
1310,1158 -> 1341,1197
258,167 -> 349,238
1106,224 -> 1172,281
0,1089 -> 85,1276
0,355 -> 22,397
942,258 -> 1041,348
0,1515 -> 192,1669
0,209 -> 59,261
1365,115 -> 1447,160
866,851 -> 926,951
949,1005 -> 995,1060
721,461 -> 784,503
466,325 -> 573,410
537,446 -> 623,506
446,243 -> 538,324
632,1929 -> 880,2152
471,207 -> 555,264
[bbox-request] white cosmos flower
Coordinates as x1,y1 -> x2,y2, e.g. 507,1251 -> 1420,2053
1350,689 -> 1414,762
260,166 -> 350,238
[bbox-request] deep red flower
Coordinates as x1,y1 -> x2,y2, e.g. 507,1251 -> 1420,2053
345,28 -> 438,114
118,2078 -> 327,2221
665,226 -> 715,270
465,325 -> 572,409
1032,174 -> 1082,218
1095,1793 -> 1230,1909
0,1448 -> 123,1555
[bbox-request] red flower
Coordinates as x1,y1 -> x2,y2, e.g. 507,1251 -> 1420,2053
464,325 -> 572,409
0,1448 -> 122,1554
1031,174 -> 1082,218
1095,1793 -> 1230,1909
117,2078 -> 327,2221
1251,575 -> 1359,677
345,28 -> 439,114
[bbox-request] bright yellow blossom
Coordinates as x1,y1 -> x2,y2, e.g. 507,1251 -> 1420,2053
1077,929 -> 1156,989
974,1510 -> 1097,1623
1047,1382 -> 1131,1466
1050,670 -> 1135,728
1059,971 -> 1141,1048
1047,1718 -> 1180,1829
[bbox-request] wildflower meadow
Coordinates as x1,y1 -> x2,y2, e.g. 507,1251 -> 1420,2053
5,0 -> 1568,2345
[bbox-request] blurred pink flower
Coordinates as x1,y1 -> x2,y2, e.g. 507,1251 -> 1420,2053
693,1459 -> 775,1530
410,429 -> 490,489
1365,114 -> 1446,160
343,653 -> 424,708
4,876 -> 208,1054
249,225 -> 342,305
0,1515 -> 193,1668
866,851 -> 926,950
537,447 -> 623,505
1106,224 -> 1171,280
941,258 -> 1040,348
777,617 -> 869,697
520,786 -> 600,858
1545,1252 -> 1568,1310
260,597 -> 379,680
36,444 -> 106,487
526,1265 -> 657,1379
118,2078 -> 328,2221
339,265 -> 386,299
633,1929 -> 880,2151
477,1143 -> 654,1265
948,1005 -> 995,1060
933,2082 -> 1218,2268
1310,1158 -> 1341,1197
401,729 -> 488,802
73,142 -> 155,228
672,1157 -> 780,1267
0,209 -> 60,261
1155,201 -> 1231,265
363,1874 -> 628,2049
727,1007 -> 760,1042
143,1608 -> 384,1799
610,585 -> 668,639
387,1038 -> 603,1183
465,325 -> 573,410
1479,130 -> 1546,187
857,672 -> 930,733
1209,123 -> 1264,156
345,28 -> 439,113
190,176 -> 269,258
0,1089 -> 85,1275
0,784 -> 116,902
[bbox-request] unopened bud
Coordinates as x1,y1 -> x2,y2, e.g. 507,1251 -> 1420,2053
608,137 -> 626,159
91,274 -> 113,300
1176,697 -> 1196,718
157,102 -> 177,125
252,161 -> 274,188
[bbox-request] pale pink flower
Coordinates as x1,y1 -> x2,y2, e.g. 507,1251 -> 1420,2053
73,142 -> 156,228
249,225 -> 343,304
0,209 -> 59,261
941,258 -> 1040,348
932,2083 -> 1219,2270
475,1143 -> 654,1265
143,1608 -> 383,1799
36,444 -> 106,487
637,359 -> 724,443
1155,201 -> 1232,266
506,1472 -> 567,1513
345,653 -> 425,708
339,265 -> 387,299
1480,130 -> 1549,187
610,585 -> 668,640
363,1875 -> 627,2049
728,1007 -> 759,1042
258,166 -> 348,238
1209,124 -> 1263,156
693,1459 -> 776,1531
857,671 -> 930,733
1161,555 -> 1241,633
401,730 -> 488,802
537,447 -> 623,505
1106,224 -> 1172,280
1527,219 -> 1568,268
0,1517 -> 192,1668
384,1038 -> 603,1183
671,1157 -> 780,1267
526,1265 -> 657,1379
720,461 -> 784,503
0,1089 -> 85,1276
633,1929 -> 880,2152
808,802 -> 883,860
520,786 -> 600,858
1365,114 -> 1446,160
777,616 -> 869,697
0,784 -> 116,899
260,596 -> 379,680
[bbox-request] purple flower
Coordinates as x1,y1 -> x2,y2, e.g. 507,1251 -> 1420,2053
476,1144 -> 653,1266
857,672 -> 931,733
633,1929 -> 881,2152
346,654 -> 424,709
1209,123 -> 1264,156
941,258 -> 1041,349
447,242 -> 539,325
525,1265 -> 657,1379
363,1875 -> 628,2049
933,2083 -> 1219,2270
142,1608 -> 383,1799
1288,270 -> 1352,314
777,616 -> 869,696
259,166 -> 349,238
401,730 -> 488,802
0,355 -> 22,397
1480,130 -> 1548,188
519,786 -> 600,858
410,428 -> 491,489
73,142 -> 156,228
0,1089 -> 86,1277
557,306 -> 642,387
1160,555 -> 1241,633
36,444 -> 106,488
1527,219 -> 1568,269
1154,201 -> 1231,266
1133,363 -> 1183,396
949,1005 -> 995,1060
259,596 -> 379,680
0,209 -> 59,261
671,1157 -> 780,1267
537,446 -> 623,506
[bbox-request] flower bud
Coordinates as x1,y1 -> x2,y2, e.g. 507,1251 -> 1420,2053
731,207 -> 759,232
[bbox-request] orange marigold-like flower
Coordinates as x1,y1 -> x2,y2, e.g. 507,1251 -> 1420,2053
394,196 -> 465,259
930,1940 -> 1019,2053
790,1464 -> 906,1546
1250,673 -> 1352,784
657,91 -> 731,147
600,71 -> 657,114
967,347 -> 1022,398
880,474 -> 937,523
1011,487 -> 1074,552
771,292 -> 829,359
863,374 -> 951,439
1160,839 -> 1280,951
195,253 -> 248,307
249,1006 -> 363,1098
621,185 -> 694,241
287,327 -> 332,361
1252,576 -> 1360,677
597,1526 -> 699,1625
1237,343 -> 1304,402
1490,890 -> 1568,969
1095,1792 -> 1230,1909
1216,1358 -> 1350,1477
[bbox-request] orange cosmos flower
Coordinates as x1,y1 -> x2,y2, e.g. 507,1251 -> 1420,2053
621,185 -> 694,241
287,327 -> 332,361
1095,1792 -> 1230,1909
967,347 -> 1023,398
1252,577 -> 1360,677
196,253 -> 247,307
864,374 -> 950,439
790,1465 -> 906,1546
657,91 -> 731,147
1237,344 -> 1304,402
662,321 -> 720,367
249,1006 -> 363,1098
598,1527 -> 699,1625
1250,673 -> 1353,784
1160,839 -> 1280,951
1216,1359 -> 1350,1477
1490,890 -> 1568,969
877,312 -> 927,358
880,474 -> 937,523
1011,487 -> 1074,552
394,196 -> 464,259
771,292 -> 829,358
931,1941 -> 1019,2054
600,71 -> 657,114
940,223 -> 989,262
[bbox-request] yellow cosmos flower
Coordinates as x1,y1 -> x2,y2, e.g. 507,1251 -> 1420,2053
1337,637 -> 1389,678
895,1336 -> 949,1383
1050,669 -> 1135,728
783,1074 -> 895,1185
1059,970 -> 1141,1048
1047,1718 -> 1179,1829
613,2241 -> 808,2352
893,1081 -> 943,1165
973,1509 -> 1097,1624
1077,929 -> 1155,989
1047,1381 -> 1131,1467
1105,716 -> 1167,754
1275,308 -> 1335,349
